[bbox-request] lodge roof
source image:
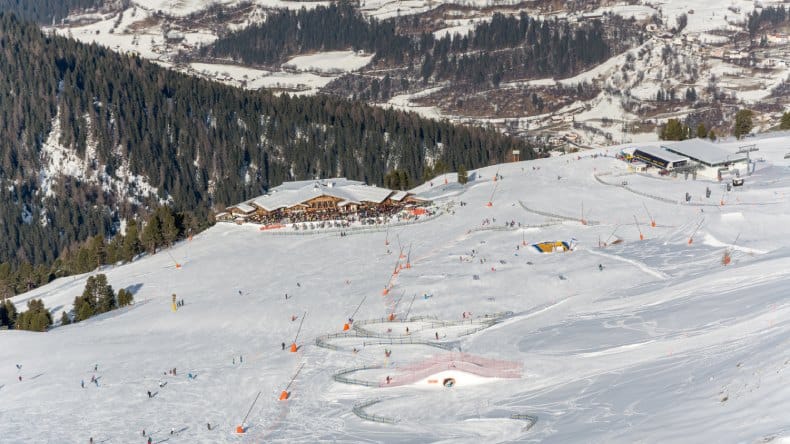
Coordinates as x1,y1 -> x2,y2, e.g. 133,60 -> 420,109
249,180 -> 398,212
633,146 -> 689,163
663,140 -> 747,166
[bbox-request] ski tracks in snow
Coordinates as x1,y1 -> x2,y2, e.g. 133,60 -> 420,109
582,248 -> 669,280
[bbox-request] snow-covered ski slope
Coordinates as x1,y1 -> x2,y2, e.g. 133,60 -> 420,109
3,136 -> 790,443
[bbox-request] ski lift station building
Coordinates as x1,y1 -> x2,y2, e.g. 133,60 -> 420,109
624,140 -> 750,180
630,146 -> 689,171
662,139 -> 749,179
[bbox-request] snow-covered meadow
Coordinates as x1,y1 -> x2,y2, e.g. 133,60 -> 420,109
3,135 -> 790,442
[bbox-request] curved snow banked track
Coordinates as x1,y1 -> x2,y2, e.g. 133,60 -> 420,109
315,313 -> 512,352
322,312 -> 526,427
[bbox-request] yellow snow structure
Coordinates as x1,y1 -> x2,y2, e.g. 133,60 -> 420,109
531,241 -> 572,254
171,293 -> 177,312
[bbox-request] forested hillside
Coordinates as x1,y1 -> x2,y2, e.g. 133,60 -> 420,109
0,12 -> 533,288
0,0 -> 103,23
204,2 -> 634,91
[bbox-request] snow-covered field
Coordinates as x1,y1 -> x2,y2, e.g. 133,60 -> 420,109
3,135 -> 790,442
283,51 -> 374,73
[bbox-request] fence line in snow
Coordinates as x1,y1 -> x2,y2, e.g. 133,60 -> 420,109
518,201 -> 601,226
352,399 -> 398,424
254,211 -> 444,237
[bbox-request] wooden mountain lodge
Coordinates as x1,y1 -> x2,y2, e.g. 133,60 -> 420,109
217,178 -> 429,224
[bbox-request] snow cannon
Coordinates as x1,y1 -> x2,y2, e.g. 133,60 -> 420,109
722,251 -> 732,266
235,425 -> 245,434
290,343 -> 298,353
388,313 -> 396,322
175,263 -> 182,269
279,390 -> 289,401
382,287 -> 389,296
651,221 -> 656,228
486,201 -> 493,207
343,323 -> 350,331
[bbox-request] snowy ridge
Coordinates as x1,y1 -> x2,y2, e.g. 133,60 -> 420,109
38,107 -> 160,204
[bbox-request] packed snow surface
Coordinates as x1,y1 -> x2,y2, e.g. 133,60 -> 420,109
2,136 -> 790,442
